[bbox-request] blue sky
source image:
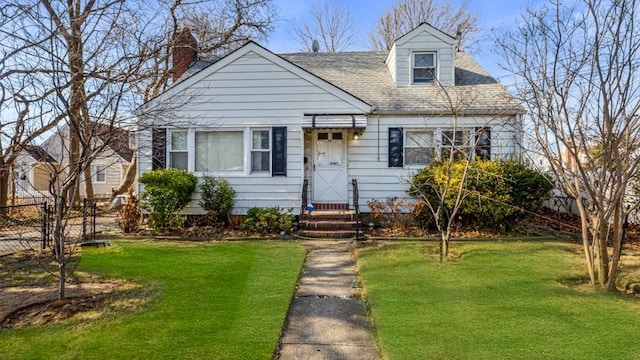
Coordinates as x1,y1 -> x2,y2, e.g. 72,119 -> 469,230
266,0 -> 543,82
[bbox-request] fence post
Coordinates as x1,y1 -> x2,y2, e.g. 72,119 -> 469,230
46,204 -> 52,249
41,202 -> 47,250
92,201 -> 96,241
82,198 -> 87,242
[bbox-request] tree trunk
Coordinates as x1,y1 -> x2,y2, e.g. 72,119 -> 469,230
441,231 -> 449,260
596,220 -> 609,288
55,197 -> 66,300
9,163 -> 16,207
111,151 -> 137,200
65,3 -> 88,208
0,162 -> 8,213
573,192 -> 595,285
606,205 -> 625,290
83,166 -> 94,200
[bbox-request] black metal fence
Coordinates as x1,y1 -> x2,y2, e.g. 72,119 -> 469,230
0,203 -> 47,256
0,198 -> 120,257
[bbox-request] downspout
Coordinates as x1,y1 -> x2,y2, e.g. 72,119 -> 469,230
374,107 -> 380,161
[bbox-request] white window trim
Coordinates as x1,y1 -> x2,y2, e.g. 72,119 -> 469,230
167,127 -> 276,177
168,129 -> 188,170
250,128 -> 271,174
411,51 -> 438,85
440,128 -> 474,161
92,164 -> 107,184
400,127 -> 482,168
404,129 -> 436,168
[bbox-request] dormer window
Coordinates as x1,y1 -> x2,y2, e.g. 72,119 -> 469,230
412,52 -> 436,84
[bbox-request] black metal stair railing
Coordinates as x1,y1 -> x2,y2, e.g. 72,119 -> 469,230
351,179 -> 361,240
301,179 -> 308,216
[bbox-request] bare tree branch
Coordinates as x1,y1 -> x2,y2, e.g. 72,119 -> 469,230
497,0 -> 640,289
292,1 -> 358,52
369,0 -> 480,52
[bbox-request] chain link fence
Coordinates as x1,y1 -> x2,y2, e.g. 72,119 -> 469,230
0,198 -> 122,257
0,203 -> 48,256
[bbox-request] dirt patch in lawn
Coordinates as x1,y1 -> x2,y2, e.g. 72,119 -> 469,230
1,250 -> 153,330
1,281 -> 123,328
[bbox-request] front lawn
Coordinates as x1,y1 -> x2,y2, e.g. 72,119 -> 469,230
358,241 -> 640,360
0,240 -> 305,359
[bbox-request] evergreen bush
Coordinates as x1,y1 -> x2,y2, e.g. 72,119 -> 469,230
241,207 -> 295,234
198,176 -> 236,226
410,160 -> 553,231
139,168 -> 197,230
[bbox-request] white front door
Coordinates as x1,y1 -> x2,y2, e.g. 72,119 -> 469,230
313,131 -> 347,203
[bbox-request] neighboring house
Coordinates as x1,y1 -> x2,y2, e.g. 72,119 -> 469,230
32,123 -> 135,199
137,23 -> 524,215
12,145 -> 60,198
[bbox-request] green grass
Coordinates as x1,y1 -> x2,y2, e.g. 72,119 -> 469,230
0,240 -> 305,360
358,241 -> 640,360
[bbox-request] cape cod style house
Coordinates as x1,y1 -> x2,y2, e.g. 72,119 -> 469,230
137,23 -> 523,222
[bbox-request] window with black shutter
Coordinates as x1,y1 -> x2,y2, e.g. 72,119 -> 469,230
272,126 -> 287,176
389,127 -> 404,167
151,128 -> 167,170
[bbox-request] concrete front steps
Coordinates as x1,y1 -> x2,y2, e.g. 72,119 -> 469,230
298,208 -> 361,239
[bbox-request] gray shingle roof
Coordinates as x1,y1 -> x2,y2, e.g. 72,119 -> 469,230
180,45 -> 523,116
95,123 -> 134,161
24,145 -> 56,163
280,51 -> 523,115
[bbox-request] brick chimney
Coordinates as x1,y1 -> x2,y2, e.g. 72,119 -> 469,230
172,27 -> 197,83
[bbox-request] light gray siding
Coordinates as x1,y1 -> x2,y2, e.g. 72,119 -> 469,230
346,115 -> 521,212
391,25 -> 456,87
386,45 -> 397,84
138,38 -> 522,216
139,49 -> 370,215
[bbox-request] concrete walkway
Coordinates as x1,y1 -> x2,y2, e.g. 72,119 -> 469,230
275,241 -> 379,360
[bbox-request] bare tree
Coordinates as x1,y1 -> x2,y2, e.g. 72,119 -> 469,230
109,0 -> 275,200
407,85 -> 505,261
1,0 -> 154,299
370,0 -> 479,52
497,0 -> 640,289
0,7 -> 65,212
133,0 -> 276,101
1,0 -> 277,299
183,0 -> 275,56
291,0 -> 358,52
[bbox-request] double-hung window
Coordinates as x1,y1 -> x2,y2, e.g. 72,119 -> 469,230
413,52 -> 436,84
169,130 -> 188,170
441,129 -> 472,161
161,127 -> 286,175
404,130 -> 435,166
251,129 -> 270,173
92,164 -> 107,183
389,127 -> 491,168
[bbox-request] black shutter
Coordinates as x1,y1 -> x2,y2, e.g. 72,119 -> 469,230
389,127 -> 404,167
152,128 -> 167,170
272,127 -> 287,176
475,127 -> 491,160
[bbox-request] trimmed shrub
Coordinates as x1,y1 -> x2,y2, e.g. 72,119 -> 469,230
241,207 -> 295,234
139,168 -> 197,230
410,160 -> 553,231
198,176 -> 236,226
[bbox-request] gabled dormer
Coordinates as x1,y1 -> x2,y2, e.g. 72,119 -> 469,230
385,23 -> 456,87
